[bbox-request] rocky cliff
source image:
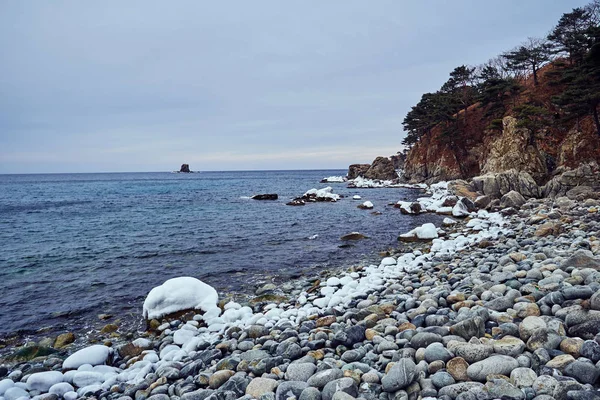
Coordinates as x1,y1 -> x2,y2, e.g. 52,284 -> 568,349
401,68 -> 600,197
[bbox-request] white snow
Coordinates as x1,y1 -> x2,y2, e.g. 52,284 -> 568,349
63,345 -> 111,370
326,277 -> 341,286
0,379 -> 14,396
26,371 -> 63,392
4,387 -> 29,400
361,201 -> 374,209
321,176 -> 347,183
442,217 -> 457,226
414,223 -> 438,239
352,195 -> 361,200
142,277 -> 219,320
303,187 -> 340,201
452,201 -> 471,217
308,234 -> 319,240
49,383 -> 75,397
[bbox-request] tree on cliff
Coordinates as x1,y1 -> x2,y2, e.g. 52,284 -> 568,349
441,65 -> 477,118
548,6 -> 596,65
402,91 -> 456,147
502,38 -> 552,86
476,64 -> 522,118
553,26 -> 600,136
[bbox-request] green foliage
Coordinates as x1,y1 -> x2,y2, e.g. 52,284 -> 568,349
548,7 -> 595,64
502,38 -> 552,85
514,103 -> 552,137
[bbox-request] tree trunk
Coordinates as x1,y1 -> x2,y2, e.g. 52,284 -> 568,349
532,63 -> 538,86
593,103 -> 600,137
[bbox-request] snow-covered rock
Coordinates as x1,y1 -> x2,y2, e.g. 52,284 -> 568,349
452,201 -> 471,217
353,195 -> 361,200
26,371 -> 64,392
63,345 -> 111,370
442,217 -> 457,226
4,386 -> 29,400
302,187 -> 340,202
142,277 -> 219,320
0,379 -> 15,396
358,201 -> 374,209
49,382 -> 75,397
320,176 -> 347,183
415,223 -> 438,239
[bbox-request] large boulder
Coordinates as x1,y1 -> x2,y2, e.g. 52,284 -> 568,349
347,164 -> 370,180
542,162 -> 600,198
363,157 -> 398,181
500,191 -> 526,209
472,170 -> 540,199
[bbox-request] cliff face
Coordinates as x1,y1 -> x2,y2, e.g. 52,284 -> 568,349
402,67 -> 600,186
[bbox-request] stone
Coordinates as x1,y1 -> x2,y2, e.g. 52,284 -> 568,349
410,332 -> 442,348
561,251 -> 600,271
276,381 -> 309,400
381,358 -> 417,392
500,190 -> 526,209
519,316 -> 546,341
450,317 -> 484,340
286,363 -> 316,382
299,387 -> 322,400
493,336 -> 526,357
347,164 -> 371,180
561,337 -> 585,358
447,342 -> 492,363
307,369 -> 344,389
510,368 -> 537,388
424,342 -> 453,363
437,382 -> 484,399
536,222 -> 562,237
322,378 -> 357,400
564,360 -> 600,384
54,333 -> 75,348
485,379 -> 524,400
446,357 -> 469,381
431,371 -> 455,388
246,378 -> 279,399
276,341 -> 302,360
466,355 -> 519,382
527,328 -> 563,351
209,370 -> 235,389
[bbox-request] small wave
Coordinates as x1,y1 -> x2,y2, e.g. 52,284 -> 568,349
308,234 -> 319,240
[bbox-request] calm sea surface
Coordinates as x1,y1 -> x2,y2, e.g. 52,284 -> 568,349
0,170 -> 440,342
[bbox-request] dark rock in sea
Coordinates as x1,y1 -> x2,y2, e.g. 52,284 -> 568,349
180,164 -> 191,173
286,199 -> 305,206
252,194 -> 278,200
340,232 -> 368,241
363,157 -> 398,181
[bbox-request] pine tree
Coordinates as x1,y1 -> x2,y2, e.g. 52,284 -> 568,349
502,38 -> 552,86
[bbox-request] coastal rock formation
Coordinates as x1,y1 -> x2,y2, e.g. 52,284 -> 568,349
481,116 -> 548,182
472,170 -> 541,199
179,164 -> 191,173
347,164 -> 370,180
363,157 -> 398,181
542,162 -> 600,198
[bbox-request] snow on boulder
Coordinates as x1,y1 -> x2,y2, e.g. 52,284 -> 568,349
320,176 -> 347,183
452,201 -> 471,217
415,223 -> 438,239
0,379 -> 15,396
63,345 -> 111,370
27,371 -> 64,392
142,277 -> 218,320
442,218 -> 457,226
399,223 -> 439,242
49,382 -> 75,397
302,187 -> 340,202
358,201 -> 374,209
353,195 -> 361,200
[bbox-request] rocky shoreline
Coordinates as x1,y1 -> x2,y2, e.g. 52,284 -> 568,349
1,183 -> 600,400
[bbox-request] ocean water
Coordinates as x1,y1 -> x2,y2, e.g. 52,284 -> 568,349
0,170 -> 440,342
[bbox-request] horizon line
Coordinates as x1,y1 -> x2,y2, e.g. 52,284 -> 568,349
0,167 -> 351,176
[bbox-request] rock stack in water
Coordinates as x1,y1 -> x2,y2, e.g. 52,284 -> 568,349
2,185 -> 600,400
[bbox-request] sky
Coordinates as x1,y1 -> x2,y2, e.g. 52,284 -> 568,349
0,1 -> 591,173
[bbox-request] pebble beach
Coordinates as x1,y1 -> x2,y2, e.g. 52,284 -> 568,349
1,181 -> 600,400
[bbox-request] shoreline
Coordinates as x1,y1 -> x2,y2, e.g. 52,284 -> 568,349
1,182 -> 599,400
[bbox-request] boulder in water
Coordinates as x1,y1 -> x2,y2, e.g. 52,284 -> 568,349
252,194 -> 278,200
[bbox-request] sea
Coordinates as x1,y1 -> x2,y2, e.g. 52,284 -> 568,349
0,170 -> 441,347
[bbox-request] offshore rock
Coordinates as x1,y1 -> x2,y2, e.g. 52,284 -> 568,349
347,164 -> 370,180
363,157 -> 398,181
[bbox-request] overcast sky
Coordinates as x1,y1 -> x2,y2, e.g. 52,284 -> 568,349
0,1 -> 589,173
